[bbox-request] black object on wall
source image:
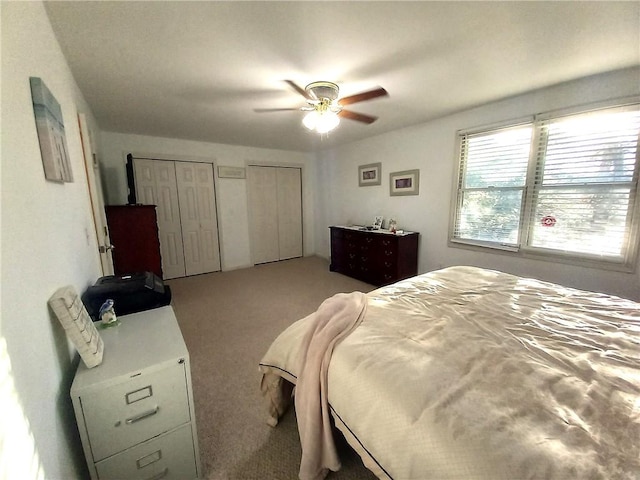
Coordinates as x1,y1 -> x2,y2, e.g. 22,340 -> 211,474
126,153 -> 137,205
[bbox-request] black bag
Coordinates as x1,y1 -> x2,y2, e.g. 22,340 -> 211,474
82,272 -> 172,321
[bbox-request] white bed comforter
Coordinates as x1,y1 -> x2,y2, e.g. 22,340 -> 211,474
259,266 -> 640,480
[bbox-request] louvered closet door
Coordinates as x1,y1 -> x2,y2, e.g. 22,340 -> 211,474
133,159 -> 186,279
247,166 -> 280,264
277,167 -> 303,260
175,162 -> 221,275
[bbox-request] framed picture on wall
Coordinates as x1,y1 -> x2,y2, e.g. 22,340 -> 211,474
358,162 -> 382,186
29,77 -> 73,183
390,169 -> 420,196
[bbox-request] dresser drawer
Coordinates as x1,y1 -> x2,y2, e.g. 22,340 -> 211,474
95,423 -> 197,480
375,237 -> 398,256
81,361 -> 191,461
329,226 -> 419,286
379,246 -> 398,262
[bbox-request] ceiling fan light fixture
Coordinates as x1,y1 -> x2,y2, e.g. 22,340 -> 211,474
302,110 -> 319,130
317,112 -> 340,133
303,110 -> 340,133
256,80 -> 386,131
305,81 -> 339,101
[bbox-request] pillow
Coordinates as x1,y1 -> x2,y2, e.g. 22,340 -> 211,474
48,285 -> 104,368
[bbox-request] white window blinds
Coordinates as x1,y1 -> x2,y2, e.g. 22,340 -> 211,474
455,125 -> 532,247
527,107 -> 640,258
452,103 -> 640,269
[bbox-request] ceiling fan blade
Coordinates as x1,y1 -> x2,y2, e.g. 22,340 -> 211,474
253,108 -> 300,113
338,110 -> 378,124
338,87 -> 388,106
284,80 -> 313,100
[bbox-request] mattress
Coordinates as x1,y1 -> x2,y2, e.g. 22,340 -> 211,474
259,266 -> 640,480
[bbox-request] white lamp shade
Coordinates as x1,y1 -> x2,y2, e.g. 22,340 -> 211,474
303,110 -> 340,133
302,111 -> 318,130
316,112 -> 340,133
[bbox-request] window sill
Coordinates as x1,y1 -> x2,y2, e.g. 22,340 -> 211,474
448,238 -> 637,274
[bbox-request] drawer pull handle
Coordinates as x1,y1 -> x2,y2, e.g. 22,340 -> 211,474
137,449 -> 162,469
126,406 -> 159,424
144,467 -> 169,480
126,385 -> 153,404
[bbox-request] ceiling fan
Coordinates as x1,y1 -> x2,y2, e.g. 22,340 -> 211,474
255,80 -> 388,133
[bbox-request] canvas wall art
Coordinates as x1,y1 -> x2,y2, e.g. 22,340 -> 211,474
30,77 -> 73,182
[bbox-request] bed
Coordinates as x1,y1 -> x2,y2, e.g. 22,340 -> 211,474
258,266 -> 640,480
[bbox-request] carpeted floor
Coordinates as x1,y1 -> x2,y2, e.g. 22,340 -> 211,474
167,256 -> 378,480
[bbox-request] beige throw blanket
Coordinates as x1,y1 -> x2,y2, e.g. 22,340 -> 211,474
294,291 -> 367,480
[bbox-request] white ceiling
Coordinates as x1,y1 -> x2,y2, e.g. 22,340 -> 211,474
45,1 -> 640,152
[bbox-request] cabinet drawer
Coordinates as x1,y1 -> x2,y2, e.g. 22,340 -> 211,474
82,361 -> 190,461
379,247 -> 398,262
329,226 -> 419,287
95,423 -> 197,480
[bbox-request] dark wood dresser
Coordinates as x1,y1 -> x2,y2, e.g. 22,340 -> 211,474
329,226 -> 419,286
105,205 -> 163,278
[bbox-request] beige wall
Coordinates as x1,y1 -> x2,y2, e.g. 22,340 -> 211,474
99,131 -> 316,271
1,2 -> 104,478
315,67 -> 640,301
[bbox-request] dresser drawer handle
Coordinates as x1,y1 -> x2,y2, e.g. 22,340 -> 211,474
385,250 -> 394,256
126,406 -> 159,424
144,467 -> 169,480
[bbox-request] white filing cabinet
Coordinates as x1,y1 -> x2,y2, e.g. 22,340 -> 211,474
71,306 -> 201,480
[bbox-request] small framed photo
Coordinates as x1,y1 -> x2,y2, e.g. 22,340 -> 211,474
390,169 -> 420,196
358,162 -> 381,187
373,216 -> 384,229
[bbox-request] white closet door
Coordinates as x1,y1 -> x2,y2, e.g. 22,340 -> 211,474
277,167 -> 303,260
175,162 -> 221,275
133,159 -> 186,279
133,159 -> 156,205
247,166 -> 280,264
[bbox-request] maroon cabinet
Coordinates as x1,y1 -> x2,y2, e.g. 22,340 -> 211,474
329,226 -> 419,286
105,205 -> 163,279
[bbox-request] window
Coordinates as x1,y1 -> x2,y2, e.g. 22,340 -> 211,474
451,103 -> 640,270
